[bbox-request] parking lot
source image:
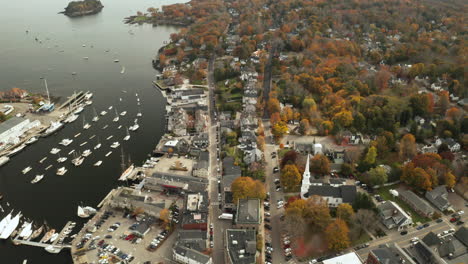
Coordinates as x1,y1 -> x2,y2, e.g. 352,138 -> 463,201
72,206 -> 180,264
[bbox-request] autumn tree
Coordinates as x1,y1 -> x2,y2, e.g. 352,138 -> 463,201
299,119 -> 310,135
332,110 -> 353,128
280,150 -> 298,168
281,164 -> 301,192
352,209 -> 378,237
271,121 -> 288,140
310,154 -> 330,175
325,219 -> 350,251
399,134 -> 417,161
444,172 -> 456,188
367,166 -> 388,186
363,146 -> 378,165
256,135 -> 265,151
231,177 -> 266,203
159,208 -> 170,224
401,163 -> 432,191
336,203 -> 354,224
304,195 -> 331,231
267,97 -> 280,114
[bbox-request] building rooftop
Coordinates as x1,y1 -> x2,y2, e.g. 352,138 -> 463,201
0,117 -> 27,133
306,185 -> 356,203
235,199 -> 261,225
400,190 -> 434,216
370,243 -> 416,264
226,229 -> 257,264
454,226 -> 468,247
323,252 -> 362,264
177,230 -> 207,252
425,185 -> 450,211
173,244 -> 211,264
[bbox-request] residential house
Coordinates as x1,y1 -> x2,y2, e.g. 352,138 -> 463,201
168,108 -> 188,136
377,201 -> 413,230
420,230 -> 467,261
195,110 -> 208,133
425,186 -> 451,212
435,137 -> 461,152
399,190 -> 434,217
225,229 -> 257,264
192,151 -> 209,178
234,199 -> 261,230
160,138 -> 190,155
243,147 -> 262,165
222,157 -> 242,210
421,144 -> 438,154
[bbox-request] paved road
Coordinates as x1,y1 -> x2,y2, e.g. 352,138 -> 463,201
355,214 -> 468,260
263,120 -> 287,264
262,45 -> 275,119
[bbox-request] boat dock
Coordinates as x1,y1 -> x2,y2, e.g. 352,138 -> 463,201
56,91 -> 90,111
11,221 -> 74,252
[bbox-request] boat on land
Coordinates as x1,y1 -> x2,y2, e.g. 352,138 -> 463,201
56,167 -> 67,175
50,148 -> 61,154
31,175 -> 44,184
59,138 -> 73,146
25,137 -> 38,145
8,144 -> 26,157
118,164 -> 134,181
22,167 -> 32,175
77,206 -> 97,218
94,160 -> 102,166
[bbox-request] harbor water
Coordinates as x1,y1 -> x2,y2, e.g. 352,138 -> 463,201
0,0 -> 180,262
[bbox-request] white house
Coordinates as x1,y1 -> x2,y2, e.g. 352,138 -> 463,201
173,244 -> 212,264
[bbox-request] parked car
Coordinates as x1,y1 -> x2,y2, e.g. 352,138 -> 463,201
436,219 -> 443,223
457,221 -> 465,225
400,231 -> 408,235
273,167 -> 279,173
450,218 -> 457,223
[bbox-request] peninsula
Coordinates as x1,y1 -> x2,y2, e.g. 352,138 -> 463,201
61,0 -> 103,17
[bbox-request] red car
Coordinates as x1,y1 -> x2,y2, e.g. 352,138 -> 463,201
450,218 -> 457,223
125,234 -> 135,240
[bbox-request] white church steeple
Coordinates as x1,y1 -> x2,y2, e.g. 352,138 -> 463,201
301,154 -> 311,199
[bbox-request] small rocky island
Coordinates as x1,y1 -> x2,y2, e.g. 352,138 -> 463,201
61,0 -> 104,17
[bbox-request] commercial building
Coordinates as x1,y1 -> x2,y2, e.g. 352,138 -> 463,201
0,117 -> 40,145
225,229 -> 257,264
367,243 -> 416,264
234,199 -> 261,230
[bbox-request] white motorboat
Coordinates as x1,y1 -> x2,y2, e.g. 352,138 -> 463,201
118,164 -> 134,181
0,212 -> 22,239
57,157 -> 67,163
42,122 -> 64,137
92,108 -> 99,122
8,144 -> 26,157
110,142 -> 120,149
102,125 -> 108,129
83,57 -> 89,60
72,156 -> 84,166
84,92 -> 93,100
0,212 -> 13,235
79,141 -> 87,147
56,167 -> 67,176
105,151 -> 112,157
123,127 -> 130,141
19,222 -> 32,239
64,114 -> 79,123
94,143 -> 101,150
113,108 -> 119,122
25,137 -> 38,145
120,66 -> 125,74
100,110 -> 107,116
82,149 -> 92,157
82,116 -> 91,130
120,111 -> 127,116
50,148 -> 61,154
85,100 -> 92,106
89,135 -> 96,140
45,245 -> 61,254
106,135 -> 113,140
22,166 -> 32,175
31,175 -> 44,184
114,59 -> 119,63
74,133 -> 81,138
45,165 -> 52,170
108,106 -> 113,110
136,112 -> 142,117
59,138 -> 73,146
129,124 -> 139,131
0,156 -> 10,167
73,106 -> 84,115
117,125 -> 122,129
39,157 -> 47,164
77,206 -> 97,218
49,233 -> 59,242
68,149 -> 75,155
94,160 -> 102,166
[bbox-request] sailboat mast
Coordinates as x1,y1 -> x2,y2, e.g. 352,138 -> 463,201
44,79 -> 51,103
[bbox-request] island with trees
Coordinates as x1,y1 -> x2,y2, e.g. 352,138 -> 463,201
61,0 -> 104,17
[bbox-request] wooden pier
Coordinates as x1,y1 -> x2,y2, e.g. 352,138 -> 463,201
12,221 -> 75,253
56,91 -> 90,111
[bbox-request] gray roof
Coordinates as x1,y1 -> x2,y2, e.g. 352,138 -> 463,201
378,201 -> 412,228
226,229 -> 257,264
371,243 -> 414,264
173,244 -> 211,264
178,230 -> 207,252
0,117 -> 27,133
235,199 -> 260,225
223,157 -> 242,178
425,186 -> 450,211
454,227 -> 468,247
400,190 -> 434,216
148,172 -> 208,192
422,232 -> 442,246
194,160 -> 209,170
306,185 -> 356,203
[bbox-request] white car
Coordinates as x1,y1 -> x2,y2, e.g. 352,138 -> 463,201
410,237 -> 418,242
458,211 -> 464,215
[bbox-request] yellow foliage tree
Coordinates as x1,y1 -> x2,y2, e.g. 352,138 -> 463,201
325,219 -> 350,251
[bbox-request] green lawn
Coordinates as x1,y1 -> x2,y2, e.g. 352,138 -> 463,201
377,184 -> 431,224
351,232 -> 371,246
